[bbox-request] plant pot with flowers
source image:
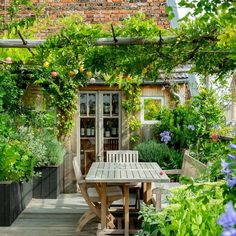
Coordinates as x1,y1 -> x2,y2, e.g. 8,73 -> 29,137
0,116 -> 35,226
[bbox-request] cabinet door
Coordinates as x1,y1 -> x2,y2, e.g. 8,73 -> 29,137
79,92 -> 97,174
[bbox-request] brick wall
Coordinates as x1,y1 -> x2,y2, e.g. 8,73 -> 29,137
1,0 -> 170,32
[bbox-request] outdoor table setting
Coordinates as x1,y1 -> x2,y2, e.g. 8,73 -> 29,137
85,161 -> 170,236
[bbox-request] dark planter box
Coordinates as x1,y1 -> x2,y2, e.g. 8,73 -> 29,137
0,181 -> 32,226
33,165 -> 63,199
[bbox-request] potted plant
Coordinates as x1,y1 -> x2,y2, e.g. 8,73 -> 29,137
33,132 -> 65,199
0,116 -> 35,226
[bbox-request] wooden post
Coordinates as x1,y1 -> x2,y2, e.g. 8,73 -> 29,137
100,183 -> 107,230
123,184 -> 129,236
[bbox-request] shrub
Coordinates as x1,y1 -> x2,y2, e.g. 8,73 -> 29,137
13,126 -> 47,167
0,140 -> 35,181
153,89 -> 226,152
0,114 -> 35,181
134,140 -> 183,169
42,134 -> 66,166
138,182 -> 225,236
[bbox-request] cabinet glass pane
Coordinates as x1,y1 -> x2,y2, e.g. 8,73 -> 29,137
80,118 -> 95,137
88,94 -> 96,115
80,94 -> 87,115
103,94 -> 110,116
80,140 -> 95,175
104,118 -> 118,137
103,139 -> 119,152
112,94 -> 119,116
103,117 -> 119,157
80,117 -> 96,175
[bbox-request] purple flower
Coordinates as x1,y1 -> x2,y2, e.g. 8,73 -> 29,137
160,131 -> 171,144
222,228 -> 236,236
227,154 -> 236,161
226,177 -> 236,189
230,144 -> 236,150
222,160 -> 232,169
221,160 -> 233,175
217,201 -> 236,228
187,124 -> 195,131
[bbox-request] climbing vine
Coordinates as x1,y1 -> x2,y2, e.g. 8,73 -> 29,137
1,1 -> 236,139
29,13 -> 164,139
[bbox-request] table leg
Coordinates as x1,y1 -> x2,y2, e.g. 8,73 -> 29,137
123,184 -> 129,236
100,183 -> 107,229
143,182 -> 152,204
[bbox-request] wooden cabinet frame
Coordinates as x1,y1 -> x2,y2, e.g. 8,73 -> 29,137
77,91 -> 121,174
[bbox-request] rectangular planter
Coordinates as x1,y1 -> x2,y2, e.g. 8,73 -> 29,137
33,165 -> 63,199
0,181 -> 32,226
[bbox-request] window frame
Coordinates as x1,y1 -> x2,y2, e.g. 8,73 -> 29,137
140,96 -> 164,124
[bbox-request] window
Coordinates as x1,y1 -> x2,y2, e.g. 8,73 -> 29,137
141,97 -> 164,124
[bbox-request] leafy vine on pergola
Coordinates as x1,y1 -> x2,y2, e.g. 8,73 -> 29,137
1,6 -> 236,139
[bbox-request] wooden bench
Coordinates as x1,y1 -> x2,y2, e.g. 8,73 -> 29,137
152,150 -> 207,210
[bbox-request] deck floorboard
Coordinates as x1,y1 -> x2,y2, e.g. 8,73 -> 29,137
0,193 -> 140,236
0,193 -> 99,236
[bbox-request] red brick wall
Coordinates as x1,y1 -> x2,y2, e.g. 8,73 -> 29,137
1,0 -> 170,29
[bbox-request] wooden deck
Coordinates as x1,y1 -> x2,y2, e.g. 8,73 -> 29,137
0,193 -> 99,236
0,193 -> 140,236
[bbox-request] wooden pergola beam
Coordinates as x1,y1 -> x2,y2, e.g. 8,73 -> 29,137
0,36 -> 176,48
94,36 -> 176,46
0,39 -> 45,48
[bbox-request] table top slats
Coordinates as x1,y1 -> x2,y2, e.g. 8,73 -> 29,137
108,167 -> 114,179
115,169 -> 121,179
86,162 -> 169,183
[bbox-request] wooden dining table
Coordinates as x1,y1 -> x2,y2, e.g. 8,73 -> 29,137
85,162 -> 170,236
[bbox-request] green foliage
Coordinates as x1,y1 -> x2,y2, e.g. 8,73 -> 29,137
134,140 -> 183,170
190,138 -> 231,165
191,88 -> 225,136
24,111 -> 65,167
40,134 -> 66,166
138,182 -> 226,236
0,65 -> 25,113
143,98 -> 162,121
153,104 -> 198,151
13,126 -> 47,167
178,0 -> 236,23
153,88 -> 226,152
0,114 -> 35,181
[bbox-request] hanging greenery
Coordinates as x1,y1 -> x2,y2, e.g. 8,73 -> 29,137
29,13 -> 166,139
1,0 -> 236,139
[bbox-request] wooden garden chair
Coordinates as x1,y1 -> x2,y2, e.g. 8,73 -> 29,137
152,150 -> 207,210
106,150 -> 141,211
72,157 -> 123,231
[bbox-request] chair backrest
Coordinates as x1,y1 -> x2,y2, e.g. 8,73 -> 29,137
72,156 -> 83,182
181,150 -> 207,178
106,150 -> 139,162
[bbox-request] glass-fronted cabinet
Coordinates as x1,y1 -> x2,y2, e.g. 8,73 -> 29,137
78,91 -> 120,174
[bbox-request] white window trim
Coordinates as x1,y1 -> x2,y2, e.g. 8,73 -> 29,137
140,96 -> 164,124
